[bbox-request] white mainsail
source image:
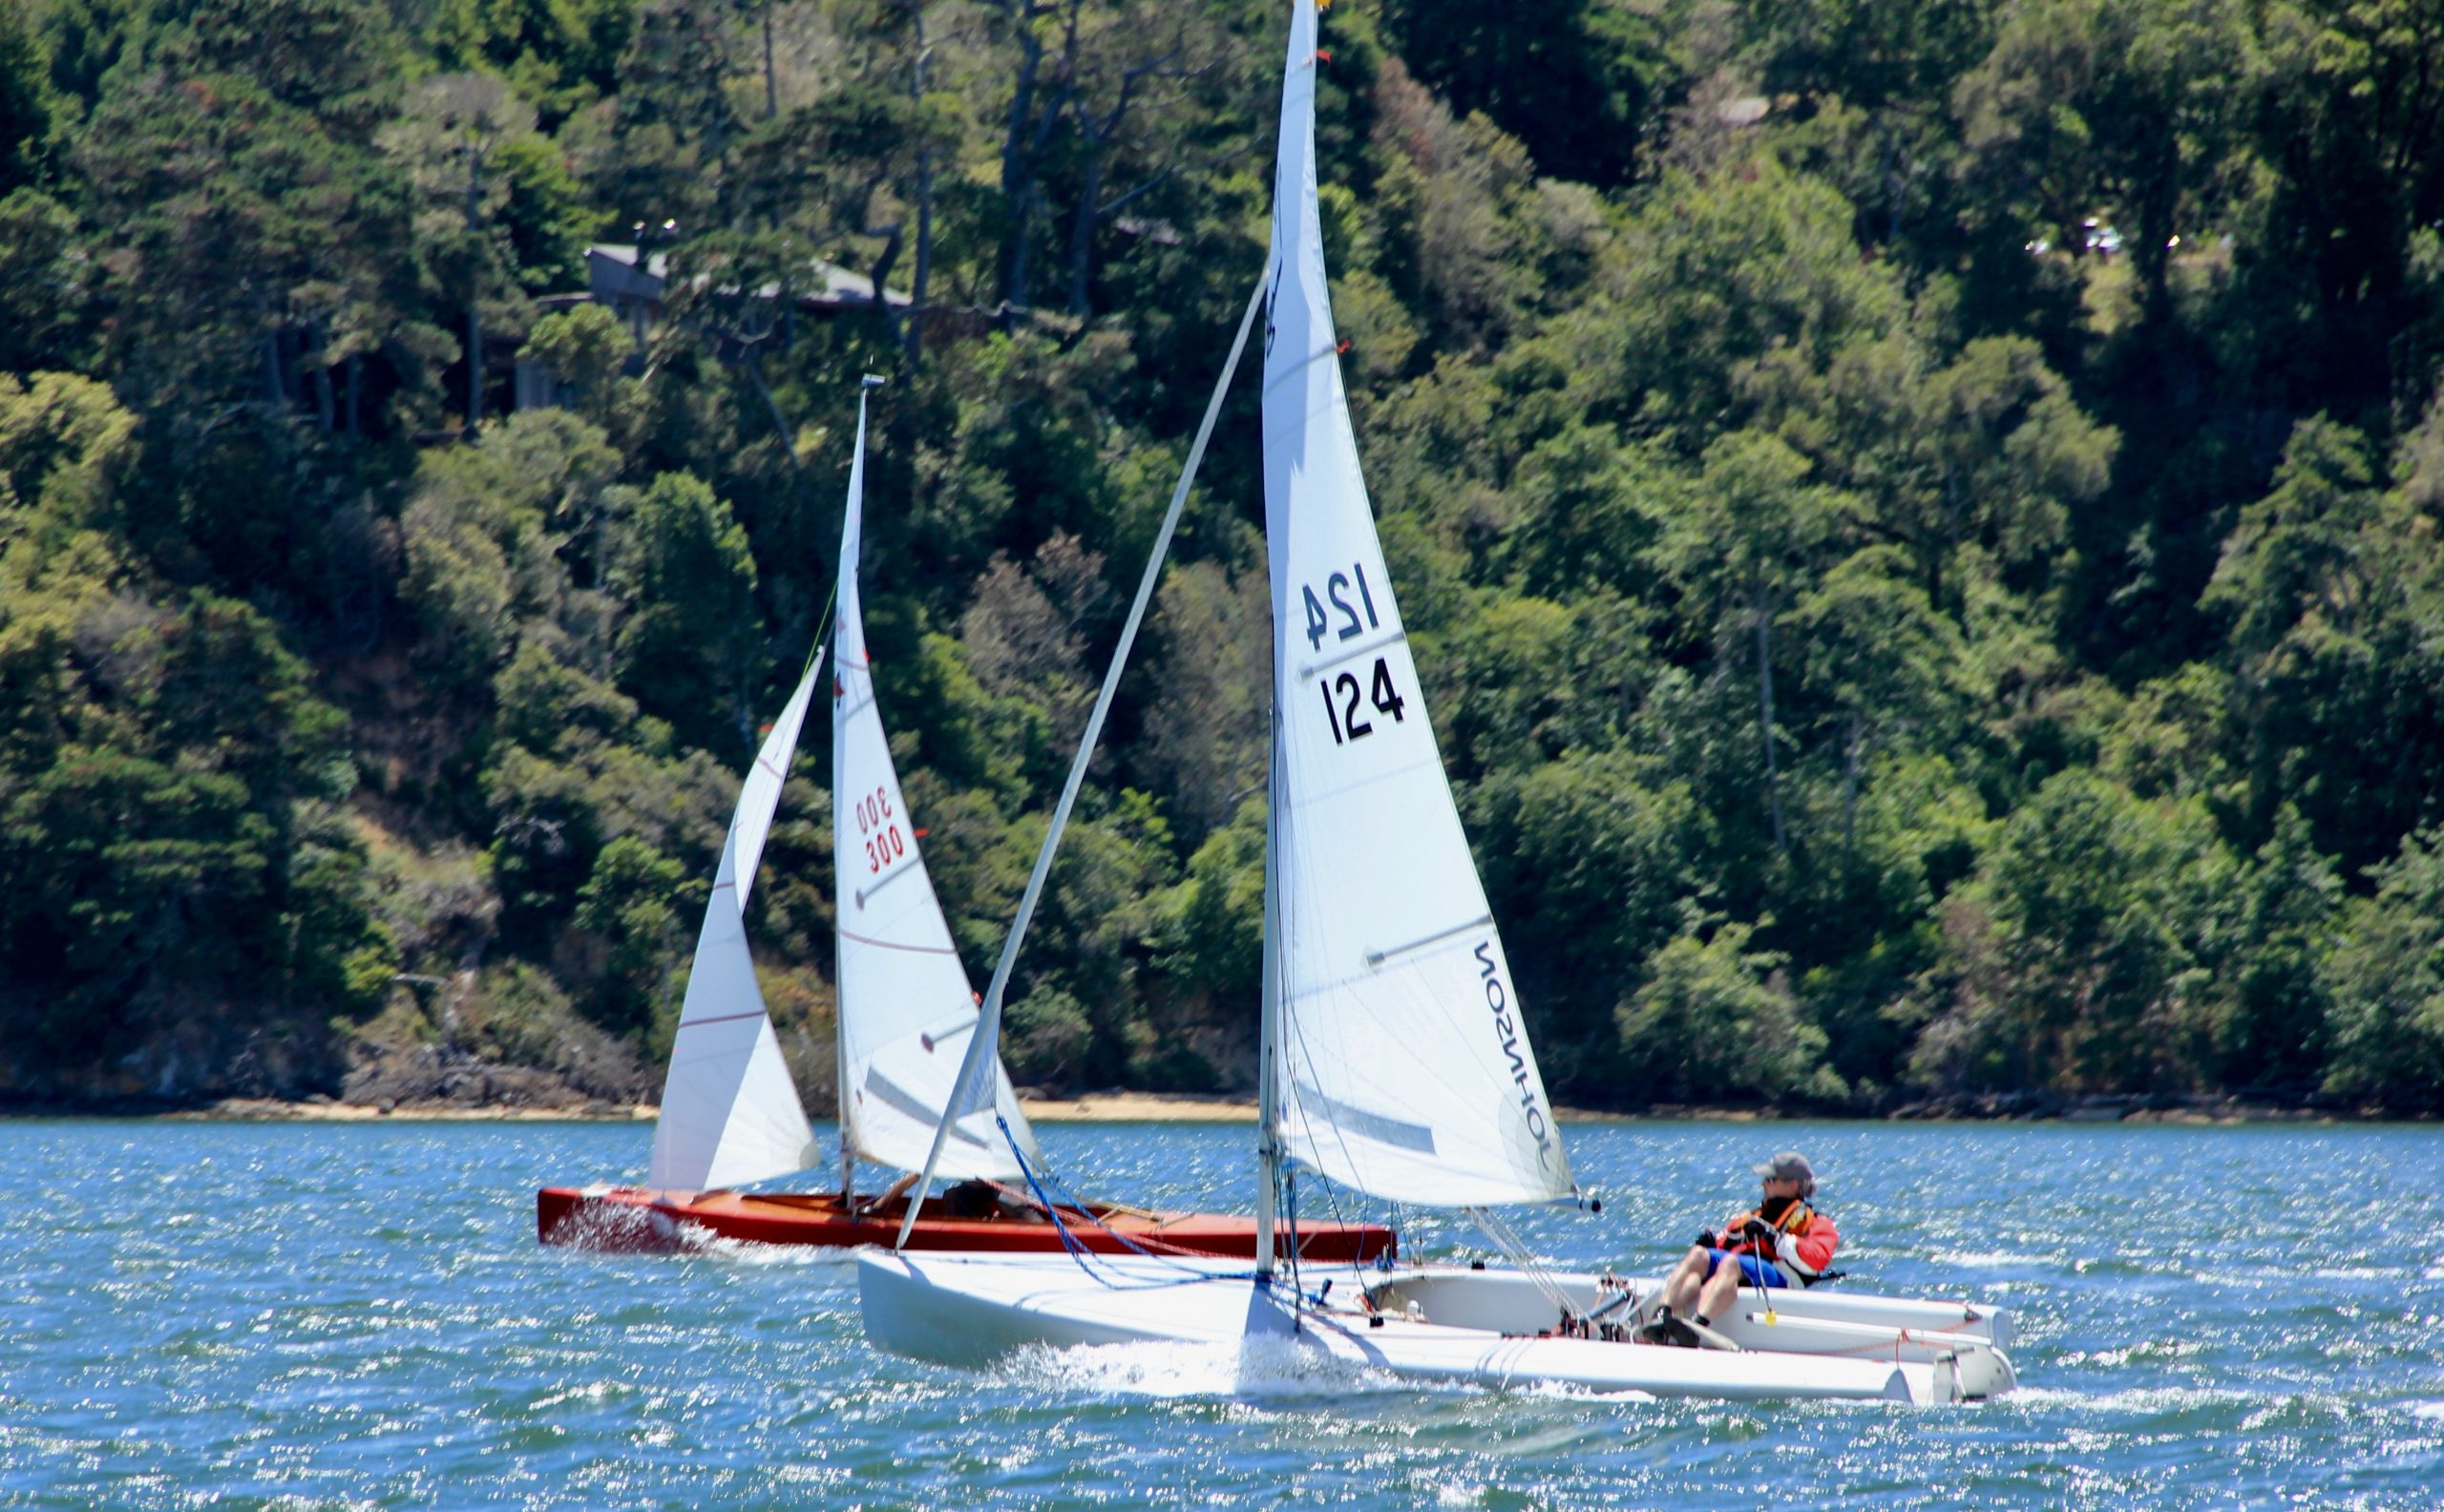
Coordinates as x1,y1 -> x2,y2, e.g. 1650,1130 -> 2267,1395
647,660 -> 823,1192
1261,0 -> 1572,1207
856,6 -> 2012,1410
832,388 -> 1042,1181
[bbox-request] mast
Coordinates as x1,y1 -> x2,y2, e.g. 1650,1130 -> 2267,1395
835,377 -> 882,1206
1254,714 -> 1285,1282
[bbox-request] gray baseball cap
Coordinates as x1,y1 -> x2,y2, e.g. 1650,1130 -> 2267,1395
1753,1150 -> 1816,1192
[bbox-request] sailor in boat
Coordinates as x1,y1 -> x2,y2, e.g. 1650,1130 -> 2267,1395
1638,1150 -> 1841,1347
938,1178 -> 1046,1221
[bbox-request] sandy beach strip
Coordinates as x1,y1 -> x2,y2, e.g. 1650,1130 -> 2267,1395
159,1098 -> 657,1123
150,1093 -> 1268,1123
1018,1092 -> 1257,1122
124,1096 -> 1768,1124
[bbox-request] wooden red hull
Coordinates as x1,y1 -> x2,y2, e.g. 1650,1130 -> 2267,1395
536,1186 -> 1395,1263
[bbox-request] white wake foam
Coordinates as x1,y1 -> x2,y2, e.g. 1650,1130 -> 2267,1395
996,1334 -> 1407,1401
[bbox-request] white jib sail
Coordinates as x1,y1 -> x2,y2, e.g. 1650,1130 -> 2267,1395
832,391 -> 1042,1181
647,660 -> 824,1192
1261,0 -> 1573,1207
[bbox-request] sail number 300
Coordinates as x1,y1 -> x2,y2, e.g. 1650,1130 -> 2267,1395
853,786 -> 904,873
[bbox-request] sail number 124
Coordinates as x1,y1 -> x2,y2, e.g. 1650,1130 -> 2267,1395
1302,563 -> 1380,650
1320,657 -> 1407,745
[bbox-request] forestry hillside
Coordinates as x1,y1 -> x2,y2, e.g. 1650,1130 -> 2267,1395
7,0 -> 2444,1117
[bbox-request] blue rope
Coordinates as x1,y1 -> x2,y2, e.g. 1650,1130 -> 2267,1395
995,1115 -> 1262,1292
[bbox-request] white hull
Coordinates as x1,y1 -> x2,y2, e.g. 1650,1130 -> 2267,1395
859,1252 -> 2015,1404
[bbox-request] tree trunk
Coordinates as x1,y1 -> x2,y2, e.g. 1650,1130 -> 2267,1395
1842,712 -> 1861,850
907,21 -> 934,364
1064,139 -> 1106,318
344,351 -> 360,437
998,5 -> 1044,309
465,144 -> 484,437
762,7 -> 778,120
465,306 -> 482,437
867,222 -> 907,350
310,324 -> 335,431
1753,579 -> 1785,854
746,353 -> 802,472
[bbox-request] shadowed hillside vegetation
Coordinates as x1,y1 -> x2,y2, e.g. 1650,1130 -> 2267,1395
6,0 -> 2444,1116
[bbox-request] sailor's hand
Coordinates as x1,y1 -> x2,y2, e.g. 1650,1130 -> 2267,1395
1693,1228 -> 1719,1250
1740,1217 -> 1776,1243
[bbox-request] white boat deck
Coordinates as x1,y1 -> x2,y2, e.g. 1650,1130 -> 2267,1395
860,1251 -> 2016,1404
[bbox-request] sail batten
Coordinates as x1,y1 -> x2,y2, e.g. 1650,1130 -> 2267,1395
1261,0 -> 1572,1208
832,387 -> 1042,1183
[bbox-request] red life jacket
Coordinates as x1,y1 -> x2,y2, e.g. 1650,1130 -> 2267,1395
1717,1198 -> 1840,1285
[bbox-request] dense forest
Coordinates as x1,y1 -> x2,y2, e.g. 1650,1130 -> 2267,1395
6,0 -> 2444,1117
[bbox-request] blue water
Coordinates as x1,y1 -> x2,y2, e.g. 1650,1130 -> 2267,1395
4,1119 -> 2441,1510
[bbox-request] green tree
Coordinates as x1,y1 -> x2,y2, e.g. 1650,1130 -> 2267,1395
1386,0 -> 1670,189
1752,332 -> 2117,613
2212,804 -> 2340,1090
1952,0 -> 2265,317
1616,917 -> 1847,1105
1473,746 -> 1700,1090
605,470 -> 762,746
1654,430 -> 1839,853
2322,824 -> 2444,1113
383,73 -> 547,431
431,0 -> 637,128
76,0 -> 429,437
0,191 -> 86,373
0,3 -> 55,194
1913,769 -> 2221,1095
574,833 -> 688,1032
2201,415 -> 2444,868
1787,545 -> 1968,840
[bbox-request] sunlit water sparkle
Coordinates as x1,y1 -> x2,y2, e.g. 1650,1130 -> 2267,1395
4,1119 -> 2439,1509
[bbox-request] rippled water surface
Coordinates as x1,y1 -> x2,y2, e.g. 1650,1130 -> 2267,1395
5,1119 -> 2442,1509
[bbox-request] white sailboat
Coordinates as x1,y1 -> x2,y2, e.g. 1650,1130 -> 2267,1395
828,380 -> 1044,1194
857,0 -> 2016,1401
540,378 -> 1387,1259
534,378 -> 1048,1239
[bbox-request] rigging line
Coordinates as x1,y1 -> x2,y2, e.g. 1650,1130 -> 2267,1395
1275,795 -> 1383,1197
994,1119 -> 1240,1276
1281,961 -> 1376,1201
1274,788 -> 1528,1180
896,256 -> 1277,1252
1282,895 -> 1535,1127
1466,1205 -> 1577,1320
977,1178 -> 1213,1258
994,1115 -> 1258,1290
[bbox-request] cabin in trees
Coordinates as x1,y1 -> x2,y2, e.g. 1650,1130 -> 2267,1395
511,243 -> 916,413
